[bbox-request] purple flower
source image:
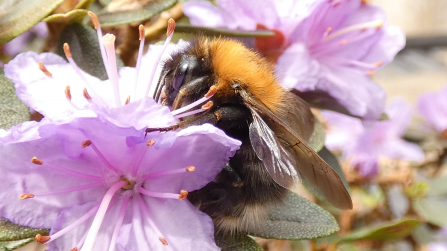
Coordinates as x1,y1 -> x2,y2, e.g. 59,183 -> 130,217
279,0 -> 404,120
417,85 -> 447,133
183,0 -> 405,119
4,16 -> 189,129
0,114 -> 240,251
323,98 -> 424,178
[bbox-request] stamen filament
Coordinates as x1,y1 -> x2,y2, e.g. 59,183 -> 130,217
142,166 -> 195,180
72,231 -> 89,251
135,193 -> 167,246
102,34 -> 121,107
34,183 -> 102,197
64,43 -> 100,101
143,18 -> 176,98
108,193 -> 131,251
81,180 -> 128,251
173,108 -> 206,119
131,145 -> 149,176
170,86 -> 216,116
88,11 -> 112,80
324,20 -> 383,41
46,204 -> 100,244
42,163 -> 102,181
138,186 -> 186,200
87,142 -> 121,173
133,25 -> 145,100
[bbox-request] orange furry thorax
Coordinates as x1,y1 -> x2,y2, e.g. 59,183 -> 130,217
204,38 -> 285,112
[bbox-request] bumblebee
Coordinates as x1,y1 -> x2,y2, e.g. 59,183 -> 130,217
148,37 -> 352,233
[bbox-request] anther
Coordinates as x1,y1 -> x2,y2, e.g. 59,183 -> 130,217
374,61 -> 384,67
82,140 -> 92,148
70,248 -> 78,251
205,86 -> 217,98
333,1 -> 341,7
63,43 -> 72,58
159,237 -> 168,246
178,190 -> 188,200
167,18 -> 176,36
38,61 -> 52,77
124,95 -> 130,105
65,86 -> 72,101
31,157 -> 43,165
339,40 -> 348,45
35,234 -> 50,244
83,88 -> 92,100
139,24 -> 145,40
19,193 -> 34,200
146,139 -> 155,146
87,11 -> 100,30
366,70 -> 377,76
201,101 -> 213,110
185,166 -> 195,172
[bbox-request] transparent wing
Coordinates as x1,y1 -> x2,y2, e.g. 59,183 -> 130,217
249,107 -> 301,190
240,89 -> 353,210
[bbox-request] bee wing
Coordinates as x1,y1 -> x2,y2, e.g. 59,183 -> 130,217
249,107 -> 301,190
240,90 -> 353,210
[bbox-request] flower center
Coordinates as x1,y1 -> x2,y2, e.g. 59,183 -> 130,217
120,176 -> 136,190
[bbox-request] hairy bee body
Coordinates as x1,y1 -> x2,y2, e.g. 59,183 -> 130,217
153,37 -> 351,234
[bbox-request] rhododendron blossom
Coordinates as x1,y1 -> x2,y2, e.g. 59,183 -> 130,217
0,115 -> 240,250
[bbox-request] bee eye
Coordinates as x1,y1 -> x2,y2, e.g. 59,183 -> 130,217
172,63 -> 188,90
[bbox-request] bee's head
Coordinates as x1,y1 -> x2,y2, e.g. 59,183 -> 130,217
156,41 -> 213,110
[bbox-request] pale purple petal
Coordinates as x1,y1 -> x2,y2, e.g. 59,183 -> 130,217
322,110 -> 364,151
4,52 -> 101,119
117,198 -> 219,251
142,124 -> 241,193
183,1 -> 226,27
276,43 -> 320,91
379,139 -> 424,162
417,85 -> 447,132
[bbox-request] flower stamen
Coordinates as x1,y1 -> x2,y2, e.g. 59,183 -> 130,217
83,88 -> 92,100
19,193 -> 34,200
143,18 -> 176,98
325,19 -> 383,41
82,140 -> 120,173
133,25 -> 146,100
38,61 -> 52,77
81,180 -> 128,251
146,139 -> 155,146
87,11 -> 111,79
65,86 -> 72,101
171,86 -> 216,116
142,165 -> 195,180
108,193 -> 131,251
35,234 -> 50,244
135,193 -> 167,246
31,157 -> 103,181
138,186 -> 188,200
102,34 -> 121,107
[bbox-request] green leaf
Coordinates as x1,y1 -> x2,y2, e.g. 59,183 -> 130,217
43,9 -> 88,24
338,218 -> 421,242
248,192 -> 339,240
0,0 -> 64,44
96,0 -> 177,27
74,0 -> 96,9
308,117 -> 325,153
302,147 -> 350,203
413,197 -> 447,227
427,175 -> 447,196
55,23 -> 108,80
405,181 -> 429,199
0,69 -> 29,129
175,24 -> 276,38
0,238 -> 34,251
0,220 -> 49,241
215,234 -> 263,251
